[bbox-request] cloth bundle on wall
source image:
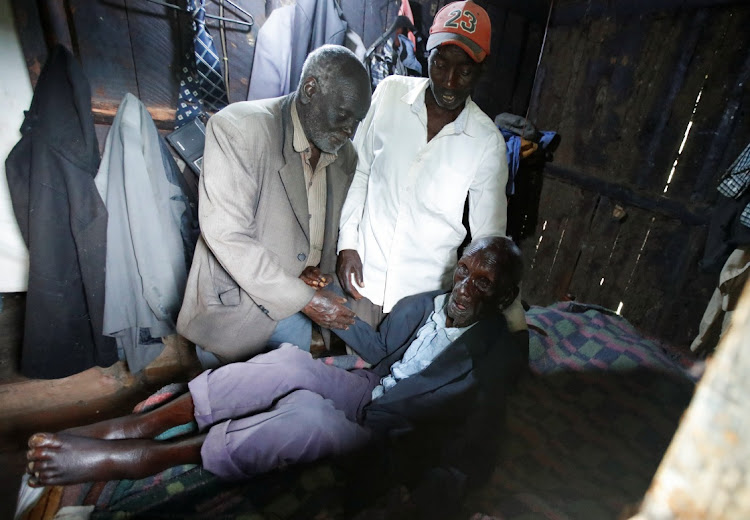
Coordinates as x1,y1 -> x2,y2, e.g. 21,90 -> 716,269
495,113 -> 560,244
4,45 -> 117,379
369,0 -> 422,90
96,93 -> 198,373
247,0 -> 349,100
176,0 -> 230,128
495,112 -> 559,196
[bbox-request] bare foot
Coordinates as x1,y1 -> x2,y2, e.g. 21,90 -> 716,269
26,432 -> 181,486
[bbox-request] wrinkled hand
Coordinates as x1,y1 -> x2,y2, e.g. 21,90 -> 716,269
336,249 -> 364,300
301,289 -> 355,329
299,266 -> 332,288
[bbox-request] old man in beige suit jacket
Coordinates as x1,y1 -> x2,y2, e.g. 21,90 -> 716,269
177,46 -> 372,363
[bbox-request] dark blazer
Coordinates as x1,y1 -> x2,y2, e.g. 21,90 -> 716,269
5,45 -> 116,378
335,290 -> 527,437
177,94 -> 356,362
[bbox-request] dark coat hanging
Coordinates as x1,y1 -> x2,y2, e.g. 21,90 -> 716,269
5,45 -> 117,378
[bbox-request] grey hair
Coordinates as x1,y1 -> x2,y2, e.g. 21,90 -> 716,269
297,44 -> 367,95
463,235 -> 524,288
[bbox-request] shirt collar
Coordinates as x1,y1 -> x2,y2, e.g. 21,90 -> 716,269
290,100 -> 338,160
400,78 -> 477,138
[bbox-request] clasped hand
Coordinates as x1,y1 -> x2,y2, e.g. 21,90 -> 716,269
299,267 -> 354,329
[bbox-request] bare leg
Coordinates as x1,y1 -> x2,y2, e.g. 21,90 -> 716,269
26,432 -> 205,487
62,393 -> 196,440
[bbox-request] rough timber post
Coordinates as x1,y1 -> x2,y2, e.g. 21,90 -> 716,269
631,280 -> 750,519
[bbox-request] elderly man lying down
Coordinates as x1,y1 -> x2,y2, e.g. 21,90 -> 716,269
26,236 -> 526,486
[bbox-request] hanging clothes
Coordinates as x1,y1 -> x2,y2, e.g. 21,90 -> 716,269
701,142 -> 750,273
691,247 -> 750,354
247,4 -> 294,100
5,45 -> 117,379
248,0 -> 348,100
95,93 -> 196,373
495,112 -> 559,195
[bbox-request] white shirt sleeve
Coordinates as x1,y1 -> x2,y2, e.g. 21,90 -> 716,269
468,130 -> 508,238
337,81 -> 384,253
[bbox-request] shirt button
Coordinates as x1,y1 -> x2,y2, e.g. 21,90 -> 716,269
298,253 -> 306,261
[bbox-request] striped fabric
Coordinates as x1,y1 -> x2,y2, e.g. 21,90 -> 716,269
717,142 -> 750,227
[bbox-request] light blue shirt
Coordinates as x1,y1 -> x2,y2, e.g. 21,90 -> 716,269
371,294 -> 474,400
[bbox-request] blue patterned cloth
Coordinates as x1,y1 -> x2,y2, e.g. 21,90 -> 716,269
717,142 -> 750,227
176,0 -> 229,128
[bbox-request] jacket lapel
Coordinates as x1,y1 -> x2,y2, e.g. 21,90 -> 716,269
371,322 -> 488,407
279,96 -> 310,240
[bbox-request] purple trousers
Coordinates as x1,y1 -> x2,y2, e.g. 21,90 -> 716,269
188,344 -> 379,480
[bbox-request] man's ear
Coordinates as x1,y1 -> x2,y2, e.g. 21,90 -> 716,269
498,285 -> 519,311
300,77 -> 318,105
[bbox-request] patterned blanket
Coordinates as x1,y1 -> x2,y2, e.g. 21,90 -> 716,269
20,302 -> 698,520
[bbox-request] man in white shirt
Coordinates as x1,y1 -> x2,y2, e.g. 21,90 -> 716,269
336,1 -> 512,328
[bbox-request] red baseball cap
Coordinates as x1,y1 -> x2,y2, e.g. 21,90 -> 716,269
427,1 -> 491,63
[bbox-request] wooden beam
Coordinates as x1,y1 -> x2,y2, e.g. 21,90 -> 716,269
544,164 -> 709,226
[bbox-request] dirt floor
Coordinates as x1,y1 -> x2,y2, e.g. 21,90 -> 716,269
0,293 -> 203,518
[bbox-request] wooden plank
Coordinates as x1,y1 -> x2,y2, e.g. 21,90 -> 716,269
121,0 -> 181,112
566,195 -> 626,308
472,5 -> 508,117
647,7 -> 750,200
10,0 -> 49,86
67,0 -> 139,114
520,177 -> 599,305
525,175 -> 716,347
635,9 -> 708,192
545,164 -> 708,225
688,8 -> 750,201
482,11 -> 526,118
510,20 -> 544,116
654,226 -> 717,347
551,0 -> 746,25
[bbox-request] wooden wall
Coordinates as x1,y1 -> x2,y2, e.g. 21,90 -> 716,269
520,1 -> 750,348
11,0 -> 546,127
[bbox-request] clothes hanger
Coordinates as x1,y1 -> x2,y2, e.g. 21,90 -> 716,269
142,0 -> 254,27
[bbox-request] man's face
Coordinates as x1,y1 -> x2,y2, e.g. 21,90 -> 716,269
446,246 -> 502,328
427,45 -> 482,111
305,77 -> 371,154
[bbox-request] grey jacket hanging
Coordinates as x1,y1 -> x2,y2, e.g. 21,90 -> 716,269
95,93 -> 194,373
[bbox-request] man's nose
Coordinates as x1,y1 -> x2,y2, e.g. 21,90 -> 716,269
445,68 -> 458,89
343,120 -> 356,138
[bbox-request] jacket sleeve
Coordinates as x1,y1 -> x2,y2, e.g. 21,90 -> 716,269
334,291 -> 435,366
199,111 -> 315,320
468,129 -> 508,238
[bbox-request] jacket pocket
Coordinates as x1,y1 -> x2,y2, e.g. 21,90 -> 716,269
209,255 -> 241,306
